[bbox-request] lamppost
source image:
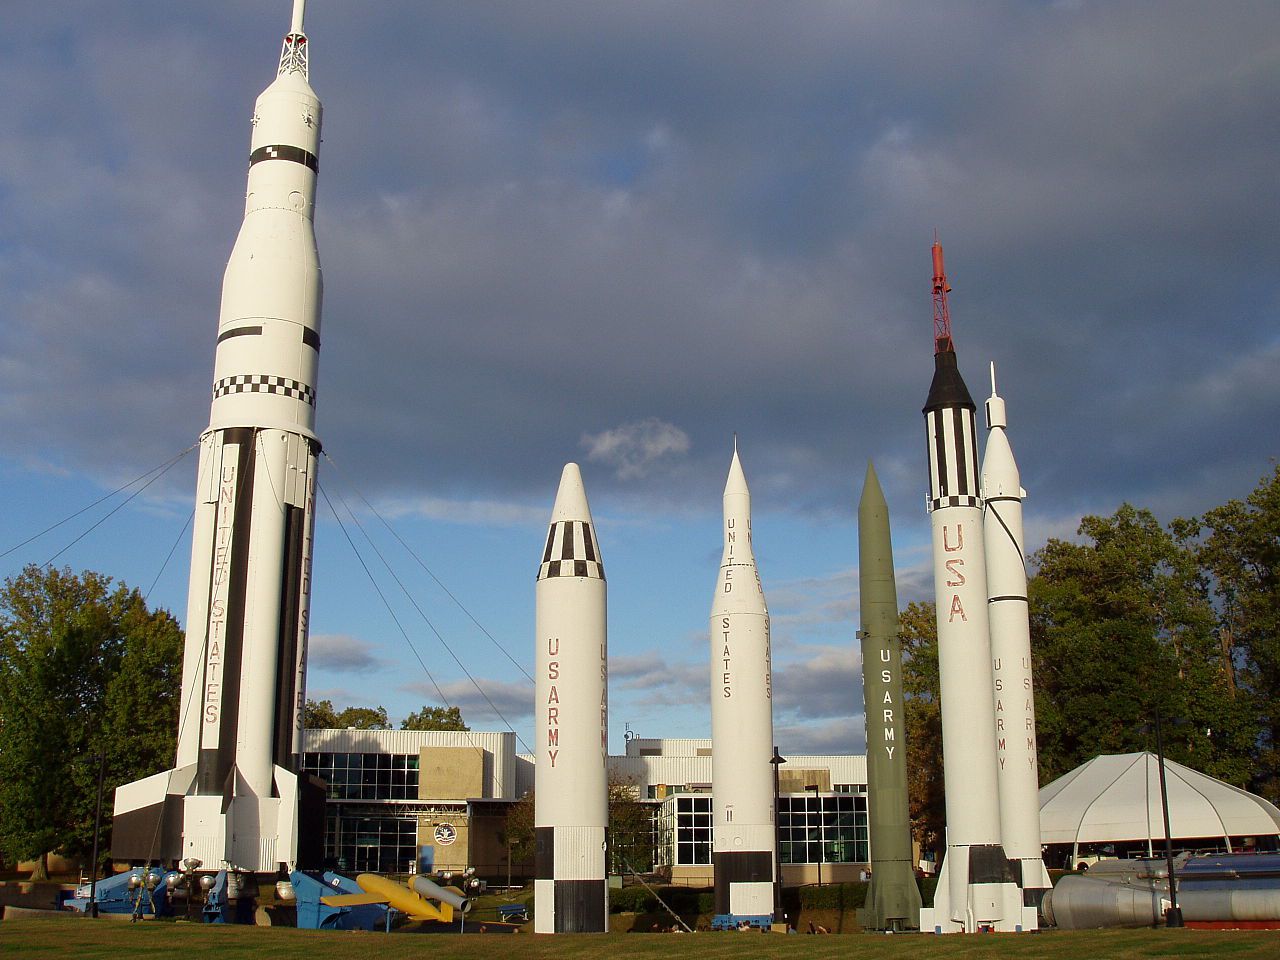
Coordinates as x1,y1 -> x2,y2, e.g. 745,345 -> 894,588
770,747 -> 786,924
1153,710 -> 1184,928
805,784 -> 822,887
89,751 -> 107,919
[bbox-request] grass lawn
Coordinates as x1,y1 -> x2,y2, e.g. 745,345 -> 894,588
1,917 -> 1278,960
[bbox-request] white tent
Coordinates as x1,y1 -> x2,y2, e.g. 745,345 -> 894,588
1039,752 -> 1280,859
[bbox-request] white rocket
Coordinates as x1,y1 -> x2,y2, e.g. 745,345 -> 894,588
982,365 -> 1050,908
113,0 -> 323,874
917,242 -> 1026,933
709,445 -> 777,926
534,464 -> 609,933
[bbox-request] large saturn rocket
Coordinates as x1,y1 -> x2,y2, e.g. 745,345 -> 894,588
113,0 -> 325,873
982,367 -> 1050,908
917,241 -> 1025,933
709,445 -> 778,926
534,464 -> 609,933
857,462 -> 922,931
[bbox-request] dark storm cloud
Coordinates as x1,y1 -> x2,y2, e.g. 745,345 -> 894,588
2,1 -> 1277,528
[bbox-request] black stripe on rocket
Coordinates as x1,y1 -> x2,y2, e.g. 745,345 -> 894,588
925,407 -> 981,512
537,521 -> 605,581
249,143 -> 318,171
196,427 -> 255,796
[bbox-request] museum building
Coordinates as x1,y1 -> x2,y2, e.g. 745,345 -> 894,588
301,729 -> 870,884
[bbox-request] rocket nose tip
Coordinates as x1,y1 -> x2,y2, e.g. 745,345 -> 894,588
724,447 -> 749,495
550,462 -> 592,521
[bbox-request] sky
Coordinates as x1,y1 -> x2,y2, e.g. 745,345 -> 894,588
1,1 -> 1277,758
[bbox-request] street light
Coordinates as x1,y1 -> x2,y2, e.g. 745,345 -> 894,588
769,747 -> 786,924
1153,710 -> 1184,928
806,784 -> 822,888
89,751 -> 107,919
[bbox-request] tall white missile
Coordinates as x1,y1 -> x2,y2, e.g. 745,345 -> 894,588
534,463 -> 609,933
917,241 -> 1024,933
709,444 -> 777,928
982,365 -> 1050,911
113,0 -> 324,875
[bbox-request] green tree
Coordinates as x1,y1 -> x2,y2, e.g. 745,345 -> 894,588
0,565 -> 182,878
302,699 -> 391,729
1030,505 -> 1248,785
1176,464 -> 1280,799
401,705 -> 469,731
608,774 -> 653,874
503,789 -> 535,871
303,698 -> 340,728
900,601 -> 945,860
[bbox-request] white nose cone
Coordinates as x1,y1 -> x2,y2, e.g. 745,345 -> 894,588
551,462 -> 593,524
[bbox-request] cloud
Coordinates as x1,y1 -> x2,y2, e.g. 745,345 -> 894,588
398,676 -> 534,729
776,718 -> 865,757
610,650 -> 705,705
582,418 -> 691,480
773,644 -> 861,723
308,633 -> 384,673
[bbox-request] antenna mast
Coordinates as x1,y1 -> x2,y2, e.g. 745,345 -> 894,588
931,235 -> 953,355
278,0 -> 309,78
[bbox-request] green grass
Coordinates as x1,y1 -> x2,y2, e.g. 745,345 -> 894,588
1,918 -> 1278,960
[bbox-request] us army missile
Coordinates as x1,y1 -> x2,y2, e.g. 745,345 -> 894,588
113,0 -> 324,875
857,461 -> 922,931
982,365 -> 1050,910
917,241 -> 1024,933
709,444 -> 777,927
534,463 -> 609,933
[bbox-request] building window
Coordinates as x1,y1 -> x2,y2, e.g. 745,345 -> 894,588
778,794 -> 868,864
303,752 -> 420,801
674,795 -> 713,865
324,809 -> 419,874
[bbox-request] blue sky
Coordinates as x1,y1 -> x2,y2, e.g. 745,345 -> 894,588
2,1 -> 1277,756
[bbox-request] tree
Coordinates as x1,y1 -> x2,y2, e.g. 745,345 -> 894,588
401,705 -> 469,731
1030,505 -> 1249,785
503,789 -> 536,879
900,601 -> 945,860
303,699 -> 391,729
0,565 -> 183,878
608,774 -> 653,874
1177,464 -> 1280,799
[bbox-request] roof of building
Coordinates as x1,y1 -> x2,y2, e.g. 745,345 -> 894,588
1038,752 -> 1280,845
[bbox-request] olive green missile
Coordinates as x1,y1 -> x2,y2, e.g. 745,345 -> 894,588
856,461 -> 923,931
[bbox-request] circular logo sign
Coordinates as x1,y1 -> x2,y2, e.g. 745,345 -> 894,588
434,823 -> 457,846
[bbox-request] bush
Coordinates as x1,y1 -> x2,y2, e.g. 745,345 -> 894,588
608,884 -> 715,916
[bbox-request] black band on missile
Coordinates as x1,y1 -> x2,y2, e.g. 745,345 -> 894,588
217,325 -> 263,344
988,595 -> 1028,603
302,327 -> 320,350
554,879 -> 606,932
250,144 -> 318,171
712,851 -> 773,915
984,495 -> 1020,503
535,826 -> 555,880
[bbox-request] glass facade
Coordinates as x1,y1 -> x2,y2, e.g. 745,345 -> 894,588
323,808 -> 420,874
658,792 -> 870,868
672,795 -> 713,865
778,794 -> 868,864
303,751 -> 420,801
